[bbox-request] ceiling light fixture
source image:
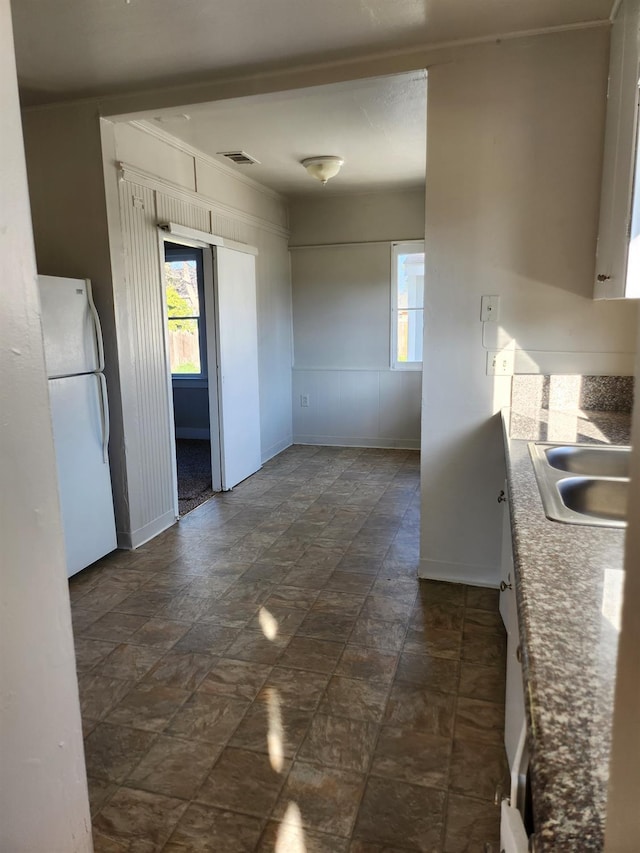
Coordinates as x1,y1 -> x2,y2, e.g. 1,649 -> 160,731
301,156 -> 344,186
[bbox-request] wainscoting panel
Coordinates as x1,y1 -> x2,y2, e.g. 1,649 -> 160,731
292,368 -> 421,449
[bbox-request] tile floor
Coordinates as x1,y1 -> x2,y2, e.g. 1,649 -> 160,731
70,445 -> 508,853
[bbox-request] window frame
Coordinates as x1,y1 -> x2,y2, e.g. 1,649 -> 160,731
164,244 -> 208,381
390,240 -> 425,371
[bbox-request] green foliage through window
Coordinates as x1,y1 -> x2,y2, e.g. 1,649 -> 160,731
165,256 -> 203,376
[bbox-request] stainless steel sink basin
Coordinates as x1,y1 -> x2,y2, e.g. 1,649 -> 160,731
543,445 -> 630,478
556,477 -> 628,524
529,443 -> 629,529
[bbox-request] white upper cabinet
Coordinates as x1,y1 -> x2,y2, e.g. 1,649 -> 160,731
595,0 -> 640,299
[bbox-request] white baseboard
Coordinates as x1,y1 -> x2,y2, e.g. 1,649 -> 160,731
175,427 -> 210,440
261,435 -> 293,463
117,509 -> 177,550
418,558 -> 499,588
293,434 -> 420,450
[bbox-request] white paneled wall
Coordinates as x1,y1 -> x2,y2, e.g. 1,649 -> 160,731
118,179 -> 176,543
293,368 -> 421,448
156,192 -> 210,232
107,122 -> 293,546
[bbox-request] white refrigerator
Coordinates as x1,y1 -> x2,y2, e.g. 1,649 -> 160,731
38,275 -> 117,577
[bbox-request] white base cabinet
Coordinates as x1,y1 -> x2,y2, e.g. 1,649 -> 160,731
499,483 -> 531,852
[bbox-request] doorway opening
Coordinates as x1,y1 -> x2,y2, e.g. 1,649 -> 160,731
161,229 -> 263,516
163,241 -> 214,515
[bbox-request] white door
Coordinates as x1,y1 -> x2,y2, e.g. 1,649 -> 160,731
214,246 -> 262,490
38,276 -> 101,377
49,374 -> 117,576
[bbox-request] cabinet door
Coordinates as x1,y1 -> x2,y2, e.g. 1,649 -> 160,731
499,482 -> 513,630
595,0 -> 640,299
505,588 -> 526,772
500,800 -> 529,853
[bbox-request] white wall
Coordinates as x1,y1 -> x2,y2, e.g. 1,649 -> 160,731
0,2 -> 92,848
289,189 -> 425,448
104,121 -> 293,544
421,28 -> 639,587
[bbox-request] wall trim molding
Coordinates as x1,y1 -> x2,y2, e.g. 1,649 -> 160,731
290,239 -> 396,250
290,236 -> 426,250
261,435 -> 293,463
294,435 -> 420,450
293,366 -> 423,373
132,120 -> 286,204
118,161 -> 291,239
418,557 -> 499,588
118,510 -> 177,550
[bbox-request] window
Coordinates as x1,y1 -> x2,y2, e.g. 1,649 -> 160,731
391,241 -> 424,369
164,244 -> 206,378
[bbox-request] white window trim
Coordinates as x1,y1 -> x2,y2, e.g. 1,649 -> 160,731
390,240 -> 425,371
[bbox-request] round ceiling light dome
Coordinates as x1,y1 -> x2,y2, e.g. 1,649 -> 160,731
301,156 -> 344,185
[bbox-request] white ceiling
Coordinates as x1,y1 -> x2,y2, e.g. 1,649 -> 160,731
144,73 -> 427,196
12,0 -> 614,106
13,0 -> 613,198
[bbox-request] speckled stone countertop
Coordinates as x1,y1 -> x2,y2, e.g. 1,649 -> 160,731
501,407 -> 631,852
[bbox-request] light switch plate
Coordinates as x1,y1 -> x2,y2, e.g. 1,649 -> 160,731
487,349 -> 514,376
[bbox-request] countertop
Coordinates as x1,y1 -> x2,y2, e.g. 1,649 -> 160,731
501,407 -> 631,852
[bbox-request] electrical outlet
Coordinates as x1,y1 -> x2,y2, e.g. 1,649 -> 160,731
480,295 -> 500,323
487,349 -> 514,376
300,394 -> 310,408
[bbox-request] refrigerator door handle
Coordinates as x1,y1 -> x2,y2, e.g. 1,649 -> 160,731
97,372 -> 110,463
86,279 -> 105,371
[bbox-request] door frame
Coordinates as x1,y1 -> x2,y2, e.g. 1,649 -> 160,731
157,230 -> 222,516
157,225 -> 260,511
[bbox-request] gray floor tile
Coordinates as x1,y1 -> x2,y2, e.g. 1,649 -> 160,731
196,746 -> 290,817
93,787 -> 188,851
273,761 -> 366,837
67,446 -> 504,853
298,713 -> 378,772
353,776 -> 445,851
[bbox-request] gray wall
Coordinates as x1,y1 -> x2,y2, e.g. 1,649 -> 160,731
421,28 -> 639,587
289,189 -> 425,448
173,385 -> 210,438
1,3 -> 91,846
22,112 -> 294,547
22,101 -> 130,541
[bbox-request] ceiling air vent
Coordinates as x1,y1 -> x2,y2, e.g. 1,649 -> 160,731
217,150 -> 260,165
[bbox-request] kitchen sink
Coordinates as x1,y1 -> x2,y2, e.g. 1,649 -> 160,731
529,443 -> 629,529
543,445 -> 630,478
556,477 -> 628,524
